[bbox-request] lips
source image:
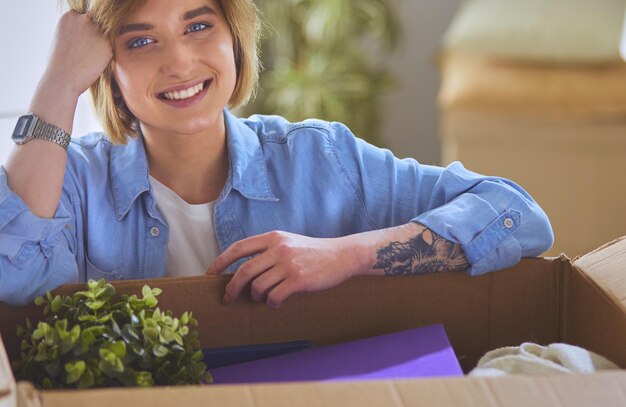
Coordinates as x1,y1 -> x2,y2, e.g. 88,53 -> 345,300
157,79 -> 212,108
157,79 -> 211,100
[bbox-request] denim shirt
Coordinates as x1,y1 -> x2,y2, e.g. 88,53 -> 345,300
0,110 -> 553,305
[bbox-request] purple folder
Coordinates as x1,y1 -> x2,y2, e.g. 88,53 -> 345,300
211,324 -> 462,384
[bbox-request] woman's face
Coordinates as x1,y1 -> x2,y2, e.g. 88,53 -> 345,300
113,0 -> 236,138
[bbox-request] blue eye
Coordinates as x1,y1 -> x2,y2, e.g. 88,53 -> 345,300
187,23 -> 210,33
129,37 -> 154,49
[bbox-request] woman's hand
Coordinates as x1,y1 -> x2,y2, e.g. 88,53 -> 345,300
206,231 -> 371,309
6,10 -> 114,218
43,10 -> 113,98
206,223 -> 470,309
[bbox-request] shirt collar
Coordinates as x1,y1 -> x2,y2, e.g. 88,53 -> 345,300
224,109 -> 278,202
110,110 -> 277,220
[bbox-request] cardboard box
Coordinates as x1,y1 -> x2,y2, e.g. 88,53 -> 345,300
2,237 -> 626,406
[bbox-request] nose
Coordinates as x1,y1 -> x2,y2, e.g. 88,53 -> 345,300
160,42 -> 196,79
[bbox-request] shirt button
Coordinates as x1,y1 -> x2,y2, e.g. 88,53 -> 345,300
503,218 -> 514,229
150,227 -> 160,237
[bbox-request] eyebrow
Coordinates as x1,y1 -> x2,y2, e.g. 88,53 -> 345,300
118,6 -> 217,35
119,23 -> 154,35
183,6 -> 216,20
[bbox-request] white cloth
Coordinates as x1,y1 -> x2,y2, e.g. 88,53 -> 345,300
149,176 -> 220,277
469,342 -> 620,377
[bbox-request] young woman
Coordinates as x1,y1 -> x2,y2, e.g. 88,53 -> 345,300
0,0 -> 553,307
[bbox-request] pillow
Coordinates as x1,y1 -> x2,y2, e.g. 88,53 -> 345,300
442,0 -> 626,64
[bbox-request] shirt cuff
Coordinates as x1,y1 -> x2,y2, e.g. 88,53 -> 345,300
412,193 -> 522,276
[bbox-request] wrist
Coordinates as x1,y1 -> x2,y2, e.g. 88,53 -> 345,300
29,75 -> 79,135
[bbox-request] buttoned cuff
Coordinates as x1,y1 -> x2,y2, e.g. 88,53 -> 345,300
413,193 -> 522,276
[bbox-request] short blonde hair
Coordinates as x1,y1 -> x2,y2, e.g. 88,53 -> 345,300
67,0 -> 261,144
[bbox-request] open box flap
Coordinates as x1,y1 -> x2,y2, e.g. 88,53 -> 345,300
573,236 -> 626,312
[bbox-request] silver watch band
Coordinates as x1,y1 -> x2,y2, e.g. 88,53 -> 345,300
32,117 -> 71,151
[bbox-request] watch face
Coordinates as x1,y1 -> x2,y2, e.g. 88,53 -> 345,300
12,115 -> 35,142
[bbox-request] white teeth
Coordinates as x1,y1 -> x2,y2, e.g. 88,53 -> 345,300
162,82 -> 205,100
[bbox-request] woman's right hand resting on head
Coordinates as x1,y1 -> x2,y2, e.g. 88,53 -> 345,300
5,10 -> 112,218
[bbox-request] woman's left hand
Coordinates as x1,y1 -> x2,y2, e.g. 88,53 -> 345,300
206,231 -> 373,308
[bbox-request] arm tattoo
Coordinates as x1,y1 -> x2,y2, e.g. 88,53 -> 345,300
373,228 -> 470,276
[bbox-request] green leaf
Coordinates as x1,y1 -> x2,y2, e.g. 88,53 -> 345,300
144,295 -> 158,308
152,344 -> 169,358
65,360 -> 86,384
161,326 -> 175,343
51,295 -> 64,313
87,279 -> 100,290
34,342 -> 48,362
45,361 -> 61,377
172,333 -> 183,347
81,329 -> 96,347
34,296 -> 44,306
109,341 -> 126,359
121,324 -> 140,343
77,367 -> 95,388
54,319 -> 68,332
143,327 -> 159,343
69,325 -> 81,343
85,300 -> 105,311
142,285 -> 152,298
135,371 -> 154,387
180,312 -> 189,325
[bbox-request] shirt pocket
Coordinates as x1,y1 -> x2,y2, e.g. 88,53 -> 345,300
85,257 -> 123,281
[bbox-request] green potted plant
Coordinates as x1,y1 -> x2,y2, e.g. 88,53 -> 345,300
12,279 -> 210,389
245,0 -> 402,145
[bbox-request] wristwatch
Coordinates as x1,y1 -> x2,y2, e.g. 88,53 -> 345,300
11,113 -> 71,151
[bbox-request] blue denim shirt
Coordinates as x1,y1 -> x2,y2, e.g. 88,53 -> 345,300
0,110 -> 553,305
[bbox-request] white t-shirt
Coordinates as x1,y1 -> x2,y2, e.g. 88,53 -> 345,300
149,176 -> 220,277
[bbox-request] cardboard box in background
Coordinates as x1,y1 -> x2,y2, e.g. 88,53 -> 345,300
2,237 -> 626,406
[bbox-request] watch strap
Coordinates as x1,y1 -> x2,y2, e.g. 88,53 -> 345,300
31,116 -> 72,151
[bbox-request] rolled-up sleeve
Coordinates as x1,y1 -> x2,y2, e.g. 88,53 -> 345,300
412,163 -> 553,275
0,167 -> 78,305
328,122 -> 554,275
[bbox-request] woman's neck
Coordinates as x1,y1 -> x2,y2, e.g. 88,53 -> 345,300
141,124 -> 229,204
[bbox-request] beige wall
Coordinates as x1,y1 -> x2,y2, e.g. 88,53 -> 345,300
380,0 -> 462,165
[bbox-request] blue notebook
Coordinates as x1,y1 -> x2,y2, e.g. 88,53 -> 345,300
202,340 -> 314,369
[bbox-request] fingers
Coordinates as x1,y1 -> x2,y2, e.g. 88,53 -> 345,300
249,267 -> 285,303
223,254 -> 276,304
207,232 -> 280,275
265,278 -> 301,309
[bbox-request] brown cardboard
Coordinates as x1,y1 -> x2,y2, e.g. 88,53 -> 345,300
2,238 -> 626,405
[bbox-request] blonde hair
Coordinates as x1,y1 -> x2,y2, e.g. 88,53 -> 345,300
66,0 -> 261,144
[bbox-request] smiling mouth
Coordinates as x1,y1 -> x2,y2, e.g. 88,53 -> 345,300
158,80 -> 211,101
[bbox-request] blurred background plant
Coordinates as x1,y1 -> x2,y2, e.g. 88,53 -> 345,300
243,0 -> 402,146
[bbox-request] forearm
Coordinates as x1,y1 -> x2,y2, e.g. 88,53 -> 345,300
353,222 -> 470,277
5,76 -> 78,218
